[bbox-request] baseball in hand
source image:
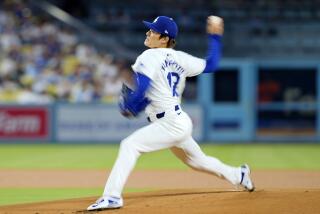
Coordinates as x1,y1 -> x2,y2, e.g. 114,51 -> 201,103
207,16 -> 224,35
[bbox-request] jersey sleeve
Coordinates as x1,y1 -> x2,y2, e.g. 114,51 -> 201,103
131,50 -> 157,80
179,51 -> 206,77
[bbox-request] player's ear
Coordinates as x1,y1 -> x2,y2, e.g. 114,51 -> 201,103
163,36 -> 170,47
160,36 -> 169,44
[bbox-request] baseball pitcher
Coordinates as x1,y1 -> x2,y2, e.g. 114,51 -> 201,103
87,15 -> 255,211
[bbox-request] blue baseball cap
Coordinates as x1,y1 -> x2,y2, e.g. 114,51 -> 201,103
143,16 -> 178,39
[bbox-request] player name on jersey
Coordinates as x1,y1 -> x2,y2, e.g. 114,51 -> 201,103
160,56 -> 185,75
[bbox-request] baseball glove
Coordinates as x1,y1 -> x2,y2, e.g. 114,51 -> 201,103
118,84 -> 150,118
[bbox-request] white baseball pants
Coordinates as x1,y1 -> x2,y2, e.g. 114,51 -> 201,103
103,111 -> 241,198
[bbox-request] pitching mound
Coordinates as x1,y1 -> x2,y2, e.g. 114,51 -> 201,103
1,188 -> 319,214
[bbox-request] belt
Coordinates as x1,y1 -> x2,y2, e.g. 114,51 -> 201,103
147,105 -> 180,122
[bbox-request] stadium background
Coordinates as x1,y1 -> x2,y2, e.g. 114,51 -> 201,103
0,0 -> 319,213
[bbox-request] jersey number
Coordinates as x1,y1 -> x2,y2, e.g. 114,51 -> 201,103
167,72 -> 180,97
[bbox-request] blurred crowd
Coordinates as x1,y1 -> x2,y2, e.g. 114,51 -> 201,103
0,0 -> 129,104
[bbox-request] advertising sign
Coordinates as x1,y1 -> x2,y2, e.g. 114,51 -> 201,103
56,104 -> 203,142
0,107 -> 50,140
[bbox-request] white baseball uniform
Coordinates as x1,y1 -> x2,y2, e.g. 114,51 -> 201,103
103,48 -> 242,198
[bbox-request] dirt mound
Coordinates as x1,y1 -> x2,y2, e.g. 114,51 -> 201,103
1,189 -> 319,214
2,170 -> 320,189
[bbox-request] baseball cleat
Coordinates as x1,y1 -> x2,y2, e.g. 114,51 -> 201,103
239,164 -> 255,192
87,196 -> 123,211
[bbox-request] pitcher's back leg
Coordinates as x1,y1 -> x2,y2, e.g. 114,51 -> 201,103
171,137 -> 241,185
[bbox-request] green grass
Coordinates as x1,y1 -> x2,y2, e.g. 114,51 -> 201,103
201,144 -> 320,170
0,144 -> 119,169
0,144 -> 319,170
0,187 -> 151,206
0,143 -> 319,206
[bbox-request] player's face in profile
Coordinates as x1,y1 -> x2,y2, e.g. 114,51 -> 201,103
144,29 -> 165,48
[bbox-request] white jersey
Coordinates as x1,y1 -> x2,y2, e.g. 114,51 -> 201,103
132,48 -> 206,115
